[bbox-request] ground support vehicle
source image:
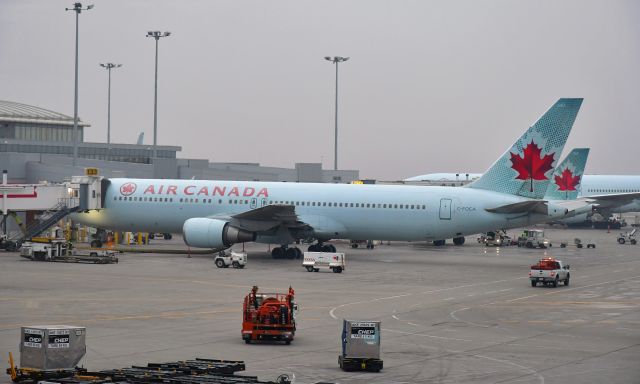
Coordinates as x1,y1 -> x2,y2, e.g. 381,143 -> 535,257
148,232 -> 173,240
303,252 -> 345,273
350,239 -> 377,249
242,286 -> 296,344
19,240 -> 118,264
529,257 -> 570,287
617,228 -> 637,245
482,230 -> 512,247
560,238 -> 595,248
517,229 -> 551,248
214,250 -> 247,268
339,320 -> 383,372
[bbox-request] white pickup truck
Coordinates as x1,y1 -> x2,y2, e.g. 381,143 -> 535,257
529,257 -> 570,287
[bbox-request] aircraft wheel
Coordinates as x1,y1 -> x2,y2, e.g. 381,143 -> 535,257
285,247 -> 298,259
271,247 -> 284,259
322,244 -> 336,252
295,247 -> 303,259
453,236 -> 465,246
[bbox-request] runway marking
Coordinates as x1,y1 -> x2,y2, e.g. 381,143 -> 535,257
527,320 -> 551,324
472,353 -> 545,384
329,277 -> 525,319
329,293 -> 412,319
506,294 -> 539,302
443,297 -> 455,301
449,275 -> 640,328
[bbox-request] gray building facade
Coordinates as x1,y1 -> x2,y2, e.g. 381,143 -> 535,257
0,101 -> 358,184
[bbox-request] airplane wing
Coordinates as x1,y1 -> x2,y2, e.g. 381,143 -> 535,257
584,192 -> 640,209
209,204 -> 313,232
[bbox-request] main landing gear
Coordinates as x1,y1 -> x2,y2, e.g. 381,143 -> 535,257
271,246 -> 303,259
271,242 -> 337,259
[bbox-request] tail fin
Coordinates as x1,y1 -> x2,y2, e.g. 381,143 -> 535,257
544,148 -> 589,200
467,98 -> 583,198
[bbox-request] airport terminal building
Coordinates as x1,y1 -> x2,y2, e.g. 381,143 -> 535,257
0,100 -> 358,184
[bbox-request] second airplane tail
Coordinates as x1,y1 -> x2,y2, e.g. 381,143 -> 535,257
467,98 -> 583,199
544,148 -> 590,201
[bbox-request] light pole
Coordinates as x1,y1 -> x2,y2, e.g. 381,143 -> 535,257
99,63 -> 122,161
66,2 -> 93,167
324,56 -> 349,171
146,31 -> 171,161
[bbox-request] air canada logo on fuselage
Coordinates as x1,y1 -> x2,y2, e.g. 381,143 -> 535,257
120,182 -> 137,196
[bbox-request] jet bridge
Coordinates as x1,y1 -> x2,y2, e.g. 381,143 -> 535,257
1,168 -> 104,251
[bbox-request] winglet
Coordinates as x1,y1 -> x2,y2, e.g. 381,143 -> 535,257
467,98 -> 583,199
544,148 -> 589,200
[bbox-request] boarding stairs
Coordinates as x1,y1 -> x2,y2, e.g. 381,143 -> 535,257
4,200 -> 80,251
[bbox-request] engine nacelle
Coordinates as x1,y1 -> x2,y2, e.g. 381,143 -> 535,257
183,218 -> 256,249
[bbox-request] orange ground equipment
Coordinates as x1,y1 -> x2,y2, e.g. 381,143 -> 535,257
242,286 -> 296,344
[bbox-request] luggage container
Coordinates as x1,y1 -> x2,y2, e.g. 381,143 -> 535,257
20,325 -> 86,370
339,320 -> 382,372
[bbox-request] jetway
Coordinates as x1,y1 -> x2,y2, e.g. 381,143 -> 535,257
1,169 -> 104,251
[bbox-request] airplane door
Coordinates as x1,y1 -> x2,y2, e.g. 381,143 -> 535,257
439,198 -> 452,220
250,198 -> 257,209
261,198 -> 268,207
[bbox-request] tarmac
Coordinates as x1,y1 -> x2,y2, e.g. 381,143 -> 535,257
1,226 -> 639,384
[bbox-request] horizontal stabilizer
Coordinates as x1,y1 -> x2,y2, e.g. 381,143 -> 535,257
486,200 -> 549,214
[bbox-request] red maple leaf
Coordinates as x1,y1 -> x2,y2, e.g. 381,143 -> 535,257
510,140 -> 555,181
554,168 -> 580,191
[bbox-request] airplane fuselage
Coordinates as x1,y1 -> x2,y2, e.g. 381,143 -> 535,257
73,178 -> 558,243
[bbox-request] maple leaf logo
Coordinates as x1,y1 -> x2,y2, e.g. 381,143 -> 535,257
510,140 -> 555,192
554,168 -> 580,191
120,182 -> 137,196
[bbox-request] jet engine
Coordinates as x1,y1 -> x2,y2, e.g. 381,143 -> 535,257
183,218 -> 256,248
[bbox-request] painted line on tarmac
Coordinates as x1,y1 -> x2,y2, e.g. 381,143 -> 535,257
472,353 -> 545,384
329,293 -> 412,319
329,277 -> 525,320
449,274 -> 640,328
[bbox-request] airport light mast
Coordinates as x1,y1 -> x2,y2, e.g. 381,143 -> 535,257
324,56 -> 349,171
66,2 -> 94,167
99,63 -> 122,161
146,31 -> 171,161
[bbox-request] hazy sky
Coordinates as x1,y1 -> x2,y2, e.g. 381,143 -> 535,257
2,0 -> 639,180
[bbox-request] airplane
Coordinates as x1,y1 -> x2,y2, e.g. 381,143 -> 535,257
73,98 -> 583,257
406,152 -> 640,226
